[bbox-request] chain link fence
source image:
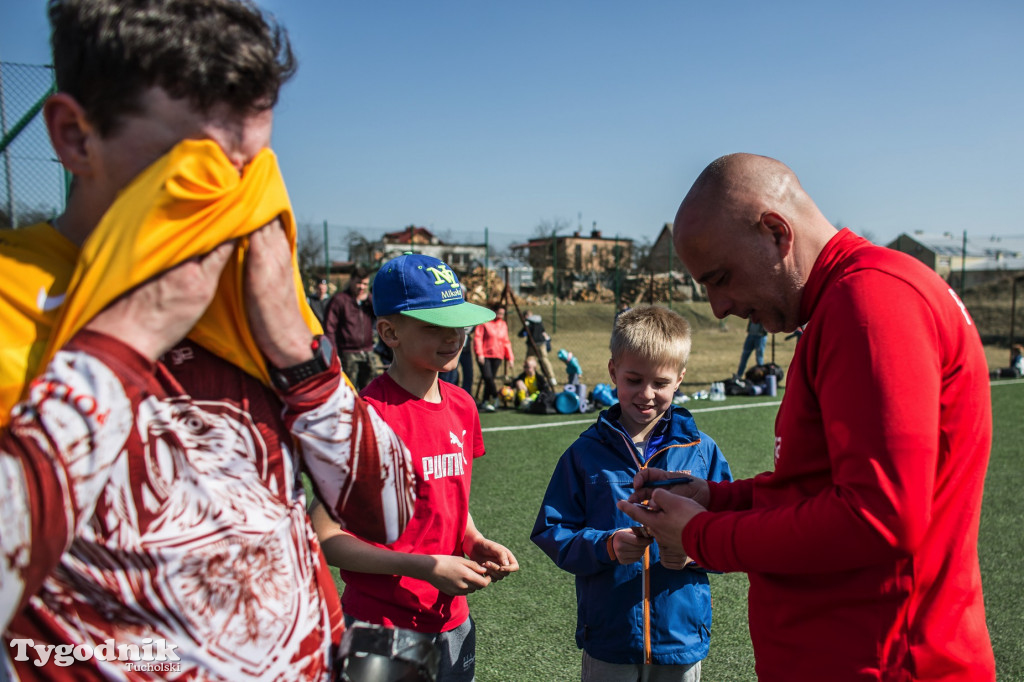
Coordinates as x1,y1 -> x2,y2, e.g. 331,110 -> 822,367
0,62 -> 65,229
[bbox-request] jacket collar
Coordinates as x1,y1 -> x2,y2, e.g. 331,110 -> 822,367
799,228 -> 871,327
594,403 -> 701,466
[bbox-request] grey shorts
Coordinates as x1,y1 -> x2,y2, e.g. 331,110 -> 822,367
581,651 -> 700,682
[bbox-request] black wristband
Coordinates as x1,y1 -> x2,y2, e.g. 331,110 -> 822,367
269,335 -> 334,391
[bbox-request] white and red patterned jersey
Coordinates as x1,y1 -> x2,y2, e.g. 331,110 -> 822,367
0,331 -> 415,680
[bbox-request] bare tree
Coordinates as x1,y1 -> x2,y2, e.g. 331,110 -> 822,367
631,235 -> 653,270
296,222 -> 325,289
534,217 -> 572,239
346,229 -> 376,266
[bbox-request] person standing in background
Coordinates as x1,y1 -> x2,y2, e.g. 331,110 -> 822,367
518,309 -> 557,387
473,305 -> 514,412
458,325 -> 476,394
736,319 -> 767,378
325,266 -> 377,390
307,278 -> 331,326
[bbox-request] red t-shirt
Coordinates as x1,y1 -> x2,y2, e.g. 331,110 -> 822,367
341,373 -> 484,633
683,229 -> 995,681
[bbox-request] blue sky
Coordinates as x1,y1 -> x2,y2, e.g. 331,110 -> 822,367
2,1 -> 1022,255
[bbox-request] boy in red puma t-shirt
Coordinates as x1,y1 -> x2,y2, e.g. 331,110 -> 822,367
311,254 -> 519,680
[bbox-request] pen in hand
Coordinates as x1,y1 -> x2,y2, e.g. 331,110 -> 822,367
642,476 -> 693,489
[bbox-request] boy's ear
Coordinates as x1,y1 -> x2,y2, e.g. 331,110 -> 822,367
607,358 -> 617,385
675,367 -> 686,388
43,93 -> 96,177
376,317 -> 401,348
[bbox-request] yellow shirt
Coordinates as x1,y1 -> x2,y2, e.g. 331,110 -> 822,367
0,139 -> 320,426
0,222 -> 78,424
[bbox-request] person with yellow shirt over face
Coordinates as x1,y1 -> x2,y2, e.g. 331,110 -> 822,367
0,1 -> 417,679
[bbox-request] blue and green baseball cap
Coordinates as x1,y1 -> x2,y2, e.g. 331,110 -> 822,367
373,253 -> 496,328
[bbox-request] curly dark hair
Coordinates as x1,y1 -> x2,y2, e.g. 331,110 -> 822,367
48,0 -> 297,136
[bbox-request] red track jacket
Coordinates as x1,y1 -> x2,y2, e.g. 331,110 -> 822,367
683,229 -> 995,681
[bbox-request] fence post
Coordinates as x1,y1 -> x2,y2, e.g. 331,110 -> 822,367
551,233 -> 558,333
0,63 -> 15,228
1011,275 -> 1024,366
484,226 -> 489,302
614,233 -> 621,310
959,230 -> 967,296
667,232 -> 673,309
323,220 -> 330,276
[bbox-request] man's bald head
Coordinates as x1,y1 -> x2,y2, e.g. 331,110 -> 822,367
670,154 -> 837,332
678,154 -> 806,236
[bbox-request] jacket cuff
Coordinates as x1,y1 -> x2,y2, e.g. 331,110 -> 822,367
604,531 -> 618,563
681,512 -> 709,564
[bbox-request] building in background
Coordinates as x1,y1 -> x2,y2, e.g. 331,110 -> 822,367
347,225 -> 488,270
510,227 -> 634,298
887,231 -> 1024,289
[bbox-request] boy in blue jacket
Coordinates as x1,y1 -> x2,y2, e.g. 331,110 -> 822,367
532,305 -> 732,682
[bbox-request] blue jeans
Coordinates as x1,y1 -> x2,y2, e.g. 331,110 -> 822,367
737,334 -> 767,377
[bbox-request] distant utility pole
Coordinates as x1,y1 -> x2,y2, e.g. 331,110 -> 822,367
959,230 -> 967,296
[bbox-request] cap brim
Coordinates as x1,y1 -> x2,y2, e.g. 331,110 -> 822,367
402,302 -> 496,327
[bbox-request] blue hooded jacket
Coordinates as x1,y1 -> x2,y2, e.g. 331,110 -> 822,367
531,404 -> 732,665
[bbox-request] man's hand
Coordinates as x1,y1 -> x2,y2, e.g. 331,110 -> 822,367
463,536 -> 520,582
657,544 -> 691,571
244,219 -> 315,368
423,555 -> 492,596
610,529 -> 652,565
617,490 -> 707,565
86,241 -> 236,361
628,468 -> 711,508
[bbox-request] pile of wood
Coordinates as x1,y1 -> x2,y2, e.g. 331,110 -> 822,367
571,273 -> 695,305
456,268 -> 698,306
459,267 -> 507,306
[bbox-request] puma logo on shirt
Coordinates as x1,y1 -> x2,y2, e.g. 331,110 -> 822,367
422,431 -> 468,481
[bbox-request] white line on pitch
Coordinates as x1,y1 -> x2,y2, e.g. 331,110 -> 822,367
482,379 -> 1021,434
481,400 -> 782,433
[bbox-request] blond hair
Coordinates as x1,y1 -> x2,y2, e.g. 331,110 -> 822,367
610,305 -> 691,371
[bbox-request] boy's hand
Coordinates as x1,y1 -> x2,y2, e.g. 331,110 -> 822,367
464,536 -> 520,582
610,529 -> 652,565
425,555 -> 492,596
628,468 -> 711,508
